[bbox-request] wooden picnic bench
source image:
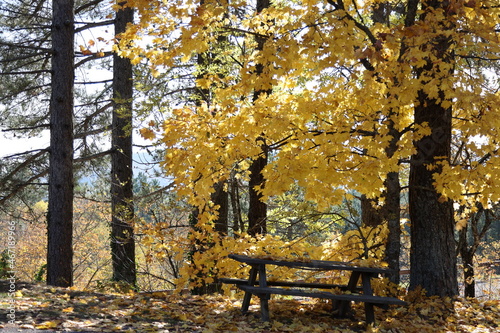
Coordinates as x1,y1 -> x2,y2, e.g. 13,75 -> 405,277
220,254 -> 406,325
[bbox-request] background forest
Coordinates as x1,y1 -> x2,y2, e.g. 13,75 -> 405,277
1,0 -> 500,311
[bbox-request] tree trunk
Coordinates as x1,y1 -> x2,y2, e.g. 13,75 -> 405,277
230,171 -> 243,233
460,243 -> 475,298
188,1 -> 229,294
110,3 -> 136,285
247,0 -> 271,237
409,92 -> 458,297
212,181 -> 228,234
360,170 -> 401,285
361,195 -> 383,228
384,170 -> 401,285
409,105 -> 457,296
408,0 -> 459,298
47,0 -> 75,287
457,206 -> 492,298
359,2 -> 400,284
248,149 -> 268,236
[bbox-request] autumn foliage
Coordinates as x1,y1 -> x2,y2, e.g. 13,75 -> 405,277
2,0 -> 500,330
1,281 -> 499,332
120,0 -> 500,211
113,0 -> 500,297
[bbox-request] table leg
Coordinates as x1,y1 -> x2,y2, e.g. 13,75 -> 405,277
337,271 -> 361,317
258,264 -> 270,321
241,266 -> 258,313
361,273 -> 375,324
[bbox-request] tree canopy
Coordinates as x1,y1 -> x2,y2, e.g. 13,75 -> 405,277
120,0 -> 500,210
116,0 -> 500,296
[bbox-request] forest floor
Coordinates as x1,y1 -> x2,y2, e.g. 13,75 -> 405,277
0,281 -> 499,332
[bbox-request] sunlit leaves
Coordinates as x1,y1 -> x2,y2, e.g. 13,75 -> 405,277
0,199 -> 112,288
122,0 -> 500,231
5,274 -> 499,332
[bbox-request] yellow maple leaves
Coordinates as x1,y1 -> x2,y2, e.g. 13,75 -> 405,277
9,278 -> 500,332
116,0 -> 500,223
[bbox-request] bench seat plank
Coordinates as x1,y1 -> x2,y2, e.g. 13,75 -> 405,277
237,285 -> 407,306
219,278 -> 362,291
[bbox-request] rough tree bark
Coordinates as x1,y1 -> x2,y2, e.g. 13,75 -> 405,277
359,2 -> 401,284
110,3 -> 136,285
247,0 -> 271,237
47,0 -> 75,287
408,0 -> 458,295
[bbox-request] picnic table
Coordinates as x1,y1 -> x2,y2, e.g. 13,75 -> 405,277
220,254 -> 406,324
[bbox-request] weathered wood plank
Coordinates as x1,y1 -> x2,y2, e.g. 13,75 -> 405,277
219,278 -> 362,291
237,285 -> 407,306
228,254 -> 394,274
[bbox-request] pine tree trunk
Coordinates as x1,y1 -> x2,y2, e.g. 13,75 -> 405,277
47,0 -> 75,287
110,3 -> 136,285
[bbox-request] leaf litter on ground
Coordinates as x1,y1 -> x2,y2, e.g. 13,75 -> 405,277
0,281 -> 498,332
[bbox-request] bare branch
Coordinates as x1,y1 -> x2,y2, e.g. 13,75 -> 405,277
74,149 -> 113,163
75,0 -> 107,15
135,183 -> 176,200
478,149 -> 499,165
0,169 -> 49,205
0,40 -> 51,53
2,148 -> 48,160
75,20 -> 115,33
74,79 -> 113,85
0,53 -> 48,64
75,52 -> 113,68
0,69 -> 51,75
457,54 -> 500,61
1,124 -> 50,132
74,126 -> 111,139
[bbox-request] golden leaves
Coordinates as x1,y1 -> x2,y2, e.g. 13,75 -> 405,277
35,321 -> 60,329
5,276 -> 500,332
139,127 -> 156,140
79,45 -> 92,56
115,0 -> 500,222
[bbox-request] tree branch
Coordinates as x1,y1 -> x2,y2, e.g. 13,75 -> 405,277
135,182 -> 176,200
74,149 -> 114,163
0,169 -> 49,205
2,148 -> 48,160
74,20 -> 115,33
74,126 -> 111,139
75,52 -> 113,68
0,69 -> 51,75
74,79 -> 113,85
457,54 -> 500,61
0,40 -> 51,53
1,124 -> 50,132
75,0 -> 107,15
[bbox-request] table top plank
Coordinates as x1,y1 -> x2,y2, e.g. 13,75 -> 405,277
228,254 -> 393,274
